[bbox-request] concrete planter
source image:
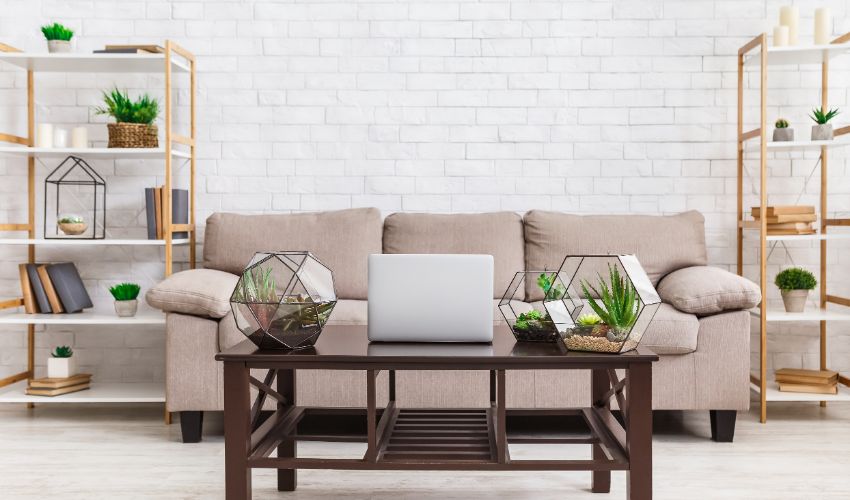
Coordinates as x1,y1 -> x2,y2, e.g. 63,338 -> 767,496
781,289 -> 809,313
114,299 -> 138,317
47,40 -> 71,53
811,124 -> 833,141
773,128 -> 794,142
47,356 -> 77,379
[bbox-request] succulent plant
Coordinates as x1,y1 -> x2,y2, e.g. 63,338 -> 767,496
775,267 -> 817,291
580,265 -> 639,334
810,107 -> 839,125
775,118 -> 789,129
233,265 -> 279,303
577,313 -> 602,326
58,215 -> 84,224
537,272 -> 565,301
109,283 -> 141,301
95,87 -> 160,125
41,23 -> 74,41
51,345 -> 73,358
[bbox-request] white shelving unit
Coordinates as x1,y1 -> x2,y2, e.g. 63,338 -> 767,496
751,381 -> 850,403
0,42 -> 195,417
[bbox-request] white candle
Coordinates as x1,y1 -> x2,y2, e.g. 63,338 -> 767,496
36,123 -> 53,148
774,25 -> 789,47
71,126 -> 88,148
53,128 -> 68,148
779,5 -> 799,45
815,8 -> 831,45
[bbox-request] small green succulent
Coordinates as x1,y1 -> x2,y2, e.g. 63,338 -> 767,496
109,283 -> 141,301
537,272 -> 565,301
581,265 -> 639,333
577,313 -> 602,326
41,23 -> 74,41
514,309 -> 547,331
58,215 -> 84,224
775,118 -> 789,129
810,107 -> 839,125
775,267 -> 817,291
51,345 -> 73,358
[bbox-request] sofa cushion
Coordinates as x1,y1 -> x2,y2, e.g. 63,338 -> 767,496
383,212 -> 525,299
145,269 -> 238,319
657,265 -> 761,316
523,210 -> 707,299
640,303 -> 700,355
203,208 -> 382,300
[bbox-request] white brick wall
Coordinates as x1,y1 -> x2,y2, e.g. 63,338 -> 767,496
1,0 -> 850,383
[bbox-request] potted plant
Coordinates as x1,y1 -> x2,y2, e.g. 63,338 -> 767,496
581,265 -> 639,343
47,346 -> 76,378
775,267 -> 817,313
57,214 -> 87,235
109,282 -> 141,317
773,118 -> 793,142
506,272 -> 565,342
810,106 -> 839,141
94,87 -> 160,148
41,22 -> 74,53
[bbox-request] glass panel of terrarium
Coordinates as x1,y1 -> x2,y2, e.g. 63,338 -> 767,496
233,301 -> 264,336
618,254 -> 660,305
247,252 -> 274,268
500,272 -> 525,306
543,299 -> 573,332
628,301 -> 661,344
297,257 -> 336,301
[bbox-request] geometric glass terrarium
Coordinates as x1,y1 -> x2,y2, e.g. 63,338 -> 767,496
499,270 -> 572,342
549,254 -> 661,354
229,251 -> 337,350
43,156 -> 106,239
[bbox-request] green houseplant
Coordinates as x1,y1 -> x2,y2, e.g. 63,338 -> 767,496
95,87 -> 160,148
773,118 -> 793,142
109,282 -> 141,317
57,214 -> 86,236
47,345 -> 76,378
581,265 -> 640,341
775,267 -> 817,313
810,106 -> 839,141
41,22 -> 74,53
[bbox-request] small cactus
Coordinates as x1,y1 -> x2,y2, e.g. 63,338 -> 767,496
51,346 -> 73,358
775,118 -> 789,129
577,313 -> 602,326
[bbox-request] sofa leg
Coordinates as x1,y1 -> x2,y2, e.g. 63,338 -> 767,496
180,411 -> 204,443
709,410 -> 736,442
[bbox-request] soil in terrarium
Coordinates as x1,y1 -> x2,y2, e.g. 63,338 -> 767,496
511,309 -> 560,342
247,299 -> 334,349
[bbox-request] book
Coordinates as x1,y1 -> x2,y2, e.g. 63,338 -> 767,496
154,186 -> 163,239
145,187 -> 157,240
36,265 -> 64,314
171,188 -> 189,239
775,368 -> 838,384
25,382 -> 90,397
752,205 -> 816,217
104,44 -> 164,53
778,382 -> 838,395
28,373 -> 91,390
45,262 -> 93,314
758,213 -> 818,224
26,263 -> 52,313
18,264 -> 36,314
766,228 -> 816,235
94,48 -> 151,54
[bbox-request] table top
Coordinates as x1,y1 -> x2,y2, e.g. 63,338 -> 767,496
216,325 -> 658,370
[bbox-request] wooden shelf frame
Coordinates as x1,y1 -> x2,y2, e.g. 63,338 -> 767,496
737,33 -> 850,423
0,41 -> 196,415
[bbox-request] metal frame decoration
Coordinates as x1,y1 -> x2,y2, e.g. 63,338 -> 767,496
43,155 -> 106,239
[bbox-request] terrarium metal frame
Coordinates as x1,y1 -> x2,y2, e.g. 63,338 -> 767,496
43,155 -> 106,239
229,251 -> 337,350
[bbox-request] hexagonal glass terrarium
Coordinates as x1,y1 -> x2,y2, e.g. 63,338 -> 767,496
554,254 -> 661,354
229,251 -> 337,350
499,270 -> 572,342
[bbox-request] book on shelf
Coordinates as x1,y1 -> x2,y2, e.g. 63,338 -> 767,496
751,205 -> 816,217
18,264 -> 36,314
758,213 -> 818,224
103,44 -> 164,53
36,265 -> 64,314
153,187 -> 162,239
93,48 -> 152,54
775,368 -> 838,385
144,188 -> 157,240
28,373 -> 91,390
25,263 -> 52,313
145,186 -> 189,240
45,262 -> 93,314
777,382 -> 838,395
25,382 -> 90,397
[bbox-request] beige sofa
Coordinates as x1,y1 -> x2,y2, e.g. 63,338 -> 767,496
147,208 -> 760,443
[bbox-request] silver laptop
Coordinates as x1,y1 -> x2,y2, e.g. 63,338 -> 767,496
368,254 -> 494,343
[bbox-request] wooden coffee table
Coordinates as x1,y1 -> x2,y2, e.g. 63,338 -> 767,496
216,325 -> 658,500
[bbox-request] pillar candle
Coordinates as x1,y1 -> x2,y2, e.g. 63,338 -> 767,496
815,8 -> 831,45
780,5 -> 799,45
53,128 -> 68,148
774,25 -> 789,47
36,123 -> 53,148
71,126 -> 88,148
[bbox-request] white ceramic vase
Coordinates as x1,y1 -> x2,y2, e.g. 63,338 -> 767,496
47,40 -> 71,53
47,356 -> 77,379
781,289 -> 809,313
114,299 -> 138,317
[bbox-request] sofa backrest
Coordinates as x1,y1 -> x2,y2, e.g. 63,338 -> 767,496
523,210 -> 707,299
203,208 -> 383,300
383,212 -> 525,299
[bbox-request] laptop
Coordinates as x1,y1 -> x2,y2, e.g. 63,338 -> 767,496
368,254 -> 494,343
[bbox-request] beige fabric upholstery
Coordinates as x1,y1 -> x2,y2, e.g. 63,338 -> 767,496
640,303 -> 700,355
166,313 -> 223,412
383,212 -> 525,299
203,208 -> 382,299
523,210 -> 707,298
146,269 -> 238,319
657,265 -> 762,316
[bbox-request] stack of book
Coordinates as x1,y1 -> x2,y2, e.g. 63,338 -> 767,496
751,205 -> 816,235
26,373 -> 91,397
776,368 -> 838,395
18,262 -> 93,314
93,44 -> 164,54
145,187 -> 189,240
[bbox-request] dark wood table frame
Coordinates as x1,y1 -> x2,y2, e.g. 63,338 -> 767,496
217,327 -> 657,500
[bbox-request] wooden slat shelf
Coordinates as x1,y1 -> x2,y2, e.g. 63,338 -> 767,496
0,52 -> 190,73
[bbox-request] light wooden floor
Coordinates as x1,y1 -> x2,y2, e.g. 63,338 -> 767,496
1,403 -> 848,499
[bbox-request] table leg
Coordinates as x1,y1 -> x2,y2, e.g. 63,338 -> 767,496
224,361 -> 252,500
496,370 -> 507,464
626,363 -> 652,500
366,369 -> 377,462
591,368 -> 611,493
277,369 -> 297,491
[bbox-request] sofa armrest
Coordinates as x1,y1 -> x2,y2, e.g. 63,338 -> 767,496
145,268 -> 238,319
657,265 -> 761,316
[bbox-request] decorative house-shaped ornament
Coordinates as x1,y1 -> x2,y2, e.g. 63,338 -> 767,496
43,156 -> 105,239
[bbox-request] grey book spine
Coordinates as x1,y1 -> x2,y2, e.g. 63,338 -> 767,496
145,188 -> 156,240
45,263 -> 93,314
172,189 -> 189,239
26,263 -> 51,313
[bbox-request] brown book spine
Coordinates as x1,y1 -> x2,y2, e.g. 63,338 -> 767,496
37,265 -> 64,314
18,264 -> 36,314
752,205 -> 816,217
25,382 -> 90,397
776,375 -> 838,385
29,373 -> 92,389
778,383 -> 838,395
760,214 -> 818,223
154,186 -> 163,239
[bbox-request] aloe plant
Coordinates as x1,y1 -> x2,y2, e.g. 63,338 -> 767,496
52,346 -> 73,358
109,283 -> 140,301
810,107 -> 839,124
234,266 -> 278,303
41,23 -> 74,41
580,265 -> 639,334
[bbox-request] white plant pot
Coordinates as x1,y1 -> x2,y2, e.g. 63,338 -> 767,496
114,299 -> 138,317
47,357 -> 77,379
781,289 -> 809,313
811,124 -> 833,141
772,128 -> 794,142
47,40 -> 71,53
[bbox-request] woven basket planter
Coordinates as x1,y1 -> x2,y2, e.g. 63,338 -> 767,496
107,122 -> 158,148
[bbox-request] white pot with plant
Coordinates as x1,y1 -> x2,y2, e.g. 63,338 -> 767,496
57,214 -> 87,236
47,346 -> 76,379
772,118 -> 793,142
775,267 -> 817,313
95,87 -> 160,148
810,106 -> 839,141
110,283 -> 140,317
41,23 -> 73,53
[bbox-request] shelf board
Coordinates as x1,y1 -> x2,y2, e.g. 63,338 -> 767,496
750,307 -> 850,322
744,42 -> 850,67
0,52 -> 189,73
0,238 -> 190,246
743,134 -> 850,150
0,309 -> 165,325
0,146 -> 190,159
751,380 -> 850,402
739,229 -> 850,242
0,381 -> 164,403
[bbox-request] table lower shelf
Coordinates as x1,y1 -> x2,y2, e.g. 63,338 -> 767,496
0,381 -> 164,403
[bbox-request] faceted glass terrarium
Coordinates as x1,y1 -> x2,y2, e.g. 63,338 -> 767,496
229,251 -> 337,350
553,254 -> 661,354
499,270 -> 572,342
